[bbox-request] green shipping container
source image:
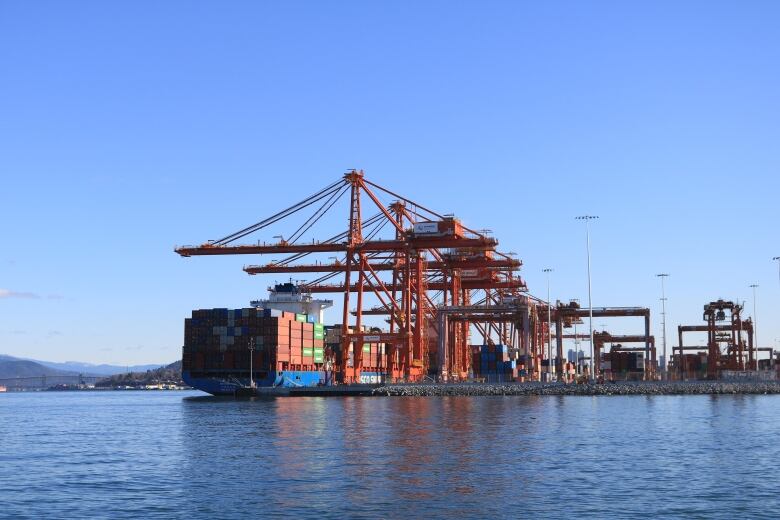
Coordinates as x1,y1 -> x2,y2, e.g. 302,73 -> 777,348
314,348 -> 324,355
295,314 -> 306,322
314,323 -> 325,332
303,348 -> 314,356
314,356 -> 324,363
363,344 -> 370,353
314,331 -> 325,340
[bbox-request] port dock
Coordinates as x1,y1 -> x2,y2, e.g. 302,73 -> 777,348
176,170 -> 779,396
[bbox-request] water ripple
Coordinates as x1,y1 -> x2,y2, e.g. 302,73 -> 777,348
1,392 -> 779,518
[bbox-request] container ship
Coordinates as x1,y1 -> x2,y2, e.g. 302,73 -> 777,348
181,283 -> 391,395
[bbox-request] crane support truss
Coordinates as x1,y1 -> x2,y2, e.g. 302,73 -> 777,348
436,299 -> 546,381
593,332 -> 656,380
175,170 -> 527,383
675,299 -> 756,379
549,301 -> 653,379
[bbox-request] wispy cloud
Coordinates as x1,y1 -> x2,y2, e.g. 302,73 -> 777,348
47,330 -> 62,337
10,329 -> 27,335
47,294 -> 64,300
0,289 -> 40,299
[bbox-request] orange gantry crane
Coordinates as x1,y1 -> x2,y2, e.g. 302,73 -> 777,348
176,170 -> 526,383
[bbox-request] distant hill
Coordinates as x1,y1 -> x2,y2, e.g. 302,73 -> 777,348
0,359 -> 78,379
96,360 -> 183,388
0,354 -> 163,376
35,360 -> 162,376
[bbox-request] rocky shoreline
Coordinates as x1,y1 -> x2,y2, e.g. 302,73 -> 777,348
372,380 -> 780,396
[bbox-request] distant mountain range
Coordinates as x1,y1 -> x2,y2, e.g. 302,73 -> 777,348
0,354 -> 169,379
0,358 -> 77,379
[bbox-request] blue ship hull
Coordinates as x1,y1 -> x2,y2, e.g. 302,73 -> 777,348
182,370 -> 387,395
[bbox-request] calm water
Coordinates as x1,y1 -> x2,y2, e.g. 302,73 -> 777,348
1,391 -> 779,519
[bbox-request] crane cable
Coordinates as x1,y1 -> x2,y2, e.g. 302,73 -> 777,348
269,212 -> 386,268
287,184 -> 350,245
213,178 -> 346,245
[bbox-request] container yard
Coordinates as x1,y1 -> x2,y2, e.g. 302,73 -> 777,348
176,170 -> 779,396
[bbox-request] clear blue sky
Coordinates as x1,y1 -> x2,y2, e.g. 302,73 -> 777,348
1,1 -> 778,365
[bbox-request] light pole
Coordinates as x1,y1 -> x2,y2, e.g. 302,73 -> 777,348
656,274 -> 670,378
543,268 -> 554,381
750,284 -> 759,370
576,215 -> 598,381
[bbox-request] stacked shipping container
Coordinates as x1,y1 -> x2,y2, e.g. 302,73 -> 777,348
183,308 -> 327,377
183,309 -> 396,390
471,344 -> 521,382
600,351 -> 646,380
671,353 -> 708,379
